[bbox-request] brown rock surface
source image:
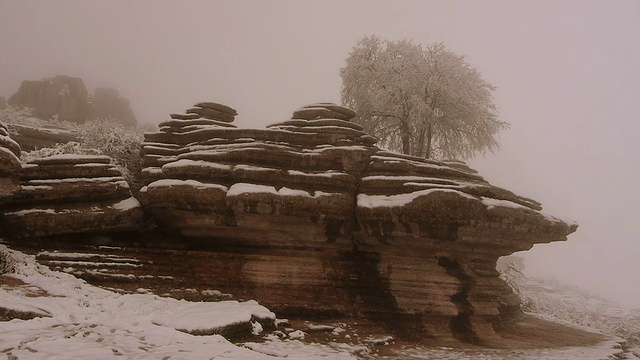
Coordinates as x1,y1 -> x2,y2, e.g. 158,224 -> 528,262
138,102 -> 577,343
1,154 -> 143,239
8,76 -> 94,123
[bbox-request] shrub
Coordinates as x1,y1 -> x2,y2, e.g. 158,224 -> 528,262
77,118 -> 144,192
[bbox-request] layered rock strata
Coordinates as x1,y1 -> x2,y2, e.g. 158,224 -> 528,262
139,102 -> 577,343
1,154 -> 143,239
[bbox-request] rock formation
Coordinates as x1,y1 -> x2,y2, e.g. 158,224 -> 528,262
8,76 -> 94,123
139,102 -> 577,342
8,124 -> 78,151
93,87 -> 137,127
0,121 -> 21,204
0,121 -> 22,237
1,154 -> 143,239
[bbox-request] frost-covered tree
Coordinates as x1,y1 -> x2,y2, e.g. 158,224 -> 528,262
340,36 -> 508,159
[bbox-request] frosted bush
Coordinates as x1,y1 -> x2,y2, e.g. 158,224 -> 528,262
78,118 -> 143,191
21,142 -> 100,162
501,261 -> 640,349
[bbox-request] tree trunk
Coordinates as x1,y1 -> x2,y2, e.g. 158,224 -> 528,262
425,122 -> 433,159
416,125 -> 426,157
400,120 -> 411,155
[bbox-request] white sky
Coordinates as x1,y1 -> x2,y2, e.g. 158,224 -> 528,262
1,0 -> 639,308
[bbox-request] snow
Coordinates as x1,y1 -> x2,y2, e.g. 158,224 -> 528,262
481,197 -> 528,210
227,183 -> 336,199
31,154 -> 111,162
227,183 -> 277,197
384,338 -> 626,360
46,260 -> 141,268
0,245 -> 362,359
234,164 -> 277,172
288,169 -> 349,178
27,176 -> 126,185
358,188 -> 477,208
20,185 -> 54,191
0,146 -> 20,163
109,197 -> 141,211
147,179 -> 228,191
161,158 -> 231,171
5,208 -> 57,216
153,300 -> 275,334
482,197 -> 576,225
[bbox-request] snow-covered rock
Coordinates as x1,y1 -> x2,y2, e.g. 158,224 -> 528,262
1,154 -> 143,239
0,121 -> 21,206
135,102 -> 578,343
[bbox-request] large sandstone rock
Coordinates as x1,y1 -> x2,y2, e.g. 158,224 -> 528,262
8,76 -> 94,123
1,154 -> 143,239
139,102 -> 577,343
93,87 -> 137,127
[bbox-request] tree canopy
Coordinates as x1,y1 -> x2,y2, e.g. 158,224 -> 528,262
340,36 -> 508,160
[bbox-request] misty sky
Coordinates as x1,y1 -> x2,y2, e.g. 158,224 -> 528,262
1,1 -> 639,308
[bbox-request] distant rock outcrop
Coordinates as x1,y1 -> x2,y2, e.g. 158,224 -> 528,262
138,102 -> 577,342
8,76 -> 95,123
93,87 -> 137,127
1,154 -> 143,239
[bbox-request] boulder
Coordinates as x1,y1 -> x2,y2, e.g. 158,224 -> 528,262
92,87 -> 137,127
139,102 -> 577,342
1,154 -> 143,239
8,76 -> 94,123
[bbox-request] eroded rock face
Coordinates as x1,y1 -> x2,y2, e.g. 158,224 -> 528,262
8,76 -> 94,123
140,102 -> 577,342
1,154 -> 143,239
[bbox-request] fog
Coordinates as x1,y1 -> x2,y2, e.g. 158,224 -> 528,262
1,1 -> 638,308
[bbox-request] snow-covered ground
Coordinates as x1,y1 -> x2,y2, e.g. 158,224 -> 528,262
0,244 -> 635,359
0,244 -> 360,359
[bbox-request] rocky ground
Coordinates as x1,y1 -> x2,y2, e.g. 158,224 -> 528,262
1,243 -> 635,360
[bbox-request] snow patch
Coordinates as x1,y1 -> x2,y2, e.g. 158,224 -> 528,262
358,188 -> 477,208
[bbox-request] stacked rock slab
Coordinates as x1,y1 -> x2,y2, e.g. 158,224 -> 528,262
139,102 -> 576,343
0,121 -> 22,236
1,154 -> 143,239
0,121 -> 21,204
141,102 -> 375,244
8,124 -> 78,151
